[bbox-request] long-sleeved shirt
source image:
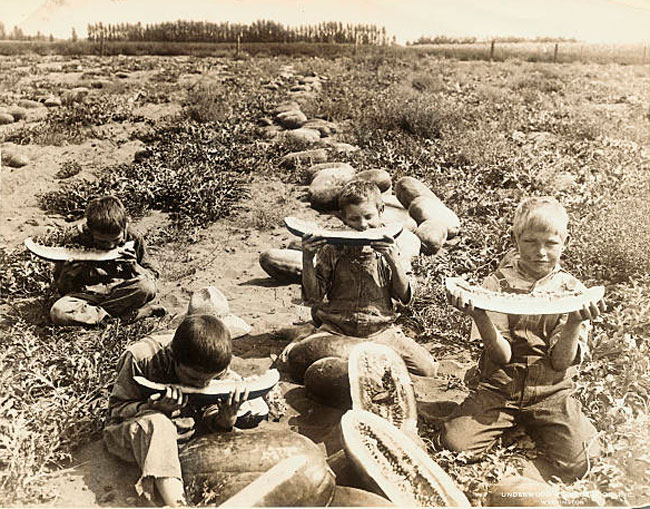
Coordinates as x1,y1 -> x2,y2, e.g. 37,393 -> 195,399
53,223 -> 158,295
106,332 -> 241,427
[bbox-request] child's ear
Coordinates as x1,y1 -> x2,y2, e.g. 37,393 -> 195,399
563,233 -> 571,249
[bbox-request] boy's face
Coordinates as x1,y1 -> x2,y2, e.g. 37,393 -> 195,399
515,228 -> 566,279
90,228 -> 126,250
174,362 -> 227,388
341,200 -> 381,231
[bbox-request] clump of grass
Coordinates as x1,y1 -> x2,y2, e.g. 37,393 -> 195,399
54,161 -> 82,180
40,122 -> 251,227
355,88 -> 461,141
569,193 -> 650,283
0,248 -> 54,301
410,72 -> 445,93
184,82 -> 232,123
5,95 -> 144,146
0,315 -> 161,504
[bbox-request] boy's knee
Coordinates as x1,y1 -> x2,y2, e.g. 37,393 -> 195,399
410,359 -> 439,377
138,412 -> 176,436
440,418 -> 488,456
50,298 -> 71,324
440,420 -> 471,453
547,436 -> 601,481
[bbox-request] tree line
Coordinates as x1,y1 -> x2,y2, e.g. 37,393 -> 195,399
0,22 -> 54,41
87,19 -> 393,45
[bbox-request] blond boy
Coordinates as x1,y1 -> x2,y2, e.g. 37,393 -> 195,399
442,196 -> 605,479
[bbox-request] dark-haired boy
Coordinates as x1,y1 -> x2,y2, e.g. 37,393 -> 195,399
287,180 -> 438,376
104,314 -> 249,506
50,195 -> 161,325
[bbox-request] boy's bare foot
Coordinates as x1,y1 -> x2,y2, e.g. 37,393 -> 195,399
155,477 -> 187,507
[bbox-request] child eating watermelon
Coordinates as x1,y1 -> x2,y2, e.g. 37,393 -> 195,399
283,180 -> 438,383
441,196 -> 606,480
104,286 -> 264,506
49,195 -> 162,325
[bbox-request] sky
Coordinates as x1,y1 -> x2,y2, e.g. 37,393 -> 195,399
2,0 -> 650,43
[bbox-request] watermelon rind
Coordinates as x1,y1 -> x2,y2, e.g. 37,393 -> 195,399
24,237 -> 136,262
348,342 -> 417,433
445,277 -> 605,315
134,369 -> 280,405
284,216 -> 403,246
341,410 -> 470,507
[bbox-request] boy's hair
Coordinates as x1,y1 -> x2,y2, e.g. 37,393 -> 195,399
513,196 -> 569,239
171,314 -> 232,373
338,180 -> 383,213
85,196 -> 127,236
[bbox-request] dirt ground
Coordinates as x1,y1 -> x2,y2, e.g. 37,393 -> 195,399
3,171 -> 461,505
1,62 -> 467,505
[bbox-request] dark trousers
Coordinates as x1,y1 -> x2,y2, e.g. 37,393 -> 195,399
441,362 -> 600,479
50,275 -> 156,325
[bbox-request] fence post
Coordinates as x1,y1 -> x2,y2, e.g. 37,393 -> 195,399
553,43 -> 558,63
236,33 -> 240,56
490,40 -> 495,62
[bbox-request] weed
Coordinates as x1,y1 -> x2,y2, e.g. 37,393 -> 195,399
0,315 -> 162,504
5,95 -> 144,146
54,161 -> 82,180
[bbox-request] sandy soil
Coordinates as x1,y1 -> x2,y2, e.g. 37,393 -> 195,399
0,58 -> 470,506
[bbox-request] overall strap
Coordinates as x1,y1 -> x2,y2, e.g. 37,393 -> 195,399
493,269 -> 511,291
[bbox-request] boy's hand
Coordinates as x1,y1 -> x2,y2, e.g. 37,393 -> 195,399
302,234 -> 327,258
204,382 -> 249,430
446,288 -> 487,320
148,386 -> 187,417
567,298 -> 606,324
118,244 -> 137,260
371,235 -> 400,265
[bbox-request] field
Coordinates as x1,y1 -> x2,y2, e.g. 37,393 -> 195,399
409,41 -> 650,65
1,49 -> 649,506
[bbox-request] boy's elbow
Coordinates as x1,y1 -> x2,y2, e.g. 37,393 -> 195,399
492,351 -> 511,365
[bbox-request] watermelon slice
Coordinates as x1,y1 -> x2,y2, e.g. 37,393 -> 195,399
284,216 -> 402,246
24,237 -> 135,262
445,277 -> 605,315
134,369 -> 280,405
